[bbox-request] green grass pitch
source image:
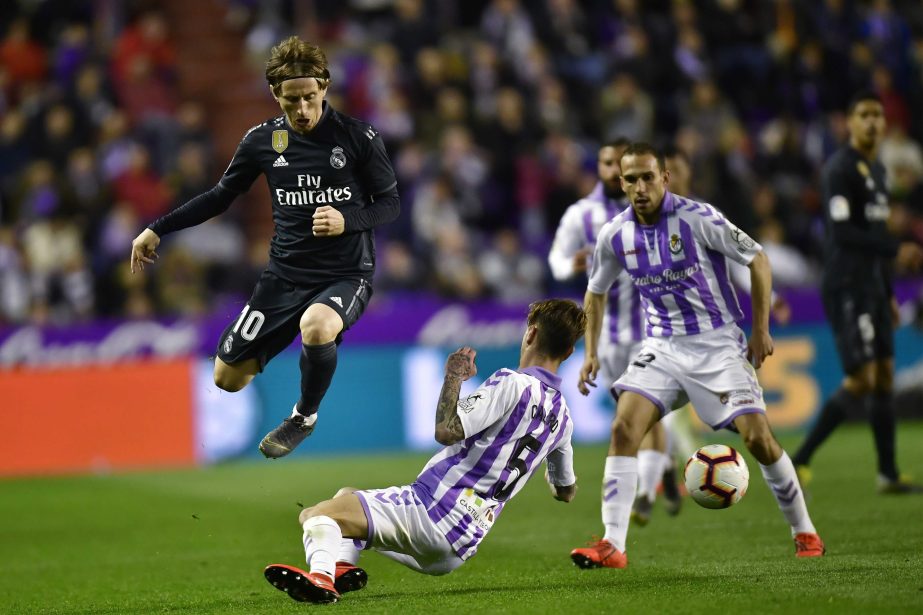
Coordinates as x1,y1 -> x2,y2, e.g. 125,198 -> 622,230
2,423 -> 922,614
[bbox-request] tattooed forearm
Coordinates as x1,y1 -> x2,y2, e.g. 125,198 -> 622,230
435,374 -> 465,444
434,350 -> 475,445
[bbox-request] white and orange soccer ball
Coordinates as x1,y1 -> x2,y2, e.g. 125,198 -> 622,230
684,444 -> 750,509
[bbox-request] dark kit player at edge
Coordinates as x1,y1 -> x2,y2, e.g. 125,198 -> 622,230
130,36 -> 400,458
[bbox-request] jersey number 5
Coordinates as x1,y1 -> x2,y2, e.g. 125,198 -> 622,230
493,435 -> 541,502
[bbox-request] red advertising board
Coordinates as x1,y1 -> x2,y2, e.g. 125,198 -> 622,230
0,359 -> 195,476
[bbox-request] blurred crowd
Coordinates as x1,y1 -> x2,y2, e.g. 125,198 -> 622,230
2,0 -> 923,326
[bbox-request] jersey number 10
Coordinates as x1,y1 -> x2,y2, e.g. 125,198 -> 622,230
232,304 -> 266,341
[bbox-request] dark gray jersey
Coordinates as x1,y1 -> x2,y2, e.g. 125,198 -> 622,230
820,146 -> 897,294
220,103 -> 398,284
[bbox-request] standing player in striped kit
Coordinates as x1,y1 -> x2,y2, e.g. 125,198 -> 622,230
570,143 -> 824,570
548,140 -> 681,524
264,299 -> 584,604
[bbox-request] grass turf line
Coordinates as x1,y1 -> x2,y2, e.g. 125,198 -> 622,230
0,423 -> 921,614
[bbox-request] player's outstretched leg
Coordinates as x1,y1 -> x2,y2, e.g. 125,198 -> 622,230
735,414 -> 825,557
260,305 -> 341,458
266,514 -> 346,603
791,387 -> 858,486
259,403 -> 318,459
334,538 -> 368,594
868,385 -> 923,494
572,457 -> 635,568
571,393 -> 658,569
264,563 -> 339,604
303,488 -> 369,595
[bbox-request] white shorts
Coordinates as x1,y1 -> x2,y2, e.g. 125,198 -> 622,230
612,323 -> 765,431
355,484 -> 464,576
598,338 -> 643,392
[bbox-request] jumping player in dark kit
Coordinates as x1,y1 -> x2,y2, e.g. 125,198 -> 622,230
792,91 -> 923,493
130,36 -> 400,458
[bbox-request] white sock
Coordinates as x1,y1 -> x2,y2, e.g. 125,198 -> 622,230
637,449 -> 670,502
302,515 -> 341,579
601,456 -> 638,552
291,404 -> 318,425
759,451 -> 816,536
662,417 -> 675,457
337,538 -> 363,566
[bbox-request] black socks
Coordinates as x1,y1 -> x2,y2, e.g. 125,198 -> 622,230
793,387 -> 899,480
793,387 -> 858,466
296,341 -> 338,417
869,392 -> 898,480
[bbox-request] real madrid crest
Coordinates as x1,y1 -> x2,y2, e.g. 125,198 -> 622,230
330,146 -> 346,169
272,130 -> 289,153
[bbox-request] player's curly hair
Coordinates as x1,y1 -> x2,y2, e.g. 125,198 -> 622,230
265,36 -> 330,94
527,299 -> 587,360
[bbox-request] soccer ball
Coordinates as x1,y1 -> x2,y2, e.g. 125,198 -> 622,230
684,444 -> 749,509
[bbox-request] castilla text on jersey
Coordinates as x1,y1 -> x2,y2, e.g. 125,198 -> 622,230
275,173 -> 353,207
457,489 -> 496,532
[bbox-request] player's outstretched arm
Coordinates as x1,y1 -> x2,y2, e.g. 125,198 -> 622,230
130,184 -> 238,274
746,251 -> 774,369
434,347 -> 478,445
130,228 -> 160,273
546,448 -> 577,502
578,290 -> 605,395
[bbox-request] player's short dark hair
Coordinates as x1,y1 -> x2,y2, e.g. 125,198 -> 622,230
847,90 -> 882,115
661,144 -> 690,164
527,299 -> 587,360
621,142 -> 665,171
602,137 -> 631,151
266,36 -> 331,93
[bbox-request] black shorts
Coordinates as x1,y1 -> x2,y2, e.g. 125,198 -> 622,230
822,286 -> 893,375
216,270 -> 372,370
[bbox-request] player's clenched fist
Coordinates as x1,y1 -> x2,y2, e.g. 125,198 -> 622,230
445,346 -> 478,381
130,228 -> 160,273
312,205 -> 345,237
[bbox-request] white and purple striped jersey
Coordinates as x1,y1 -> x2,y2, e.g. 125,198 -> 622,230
588,192 -> 762,338
548,182 -> 644,344
412,367 -> 575,560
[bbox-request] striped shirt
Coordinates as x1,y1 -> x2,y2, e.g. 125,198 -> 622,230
412,367 -> 575,560
588,191 -> 762,338
548,182 -> 644,343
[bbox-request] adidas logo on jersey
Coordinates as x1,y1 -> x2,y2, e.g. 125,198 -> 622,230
330,297 -> 343,308
273,155 -> 288,167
